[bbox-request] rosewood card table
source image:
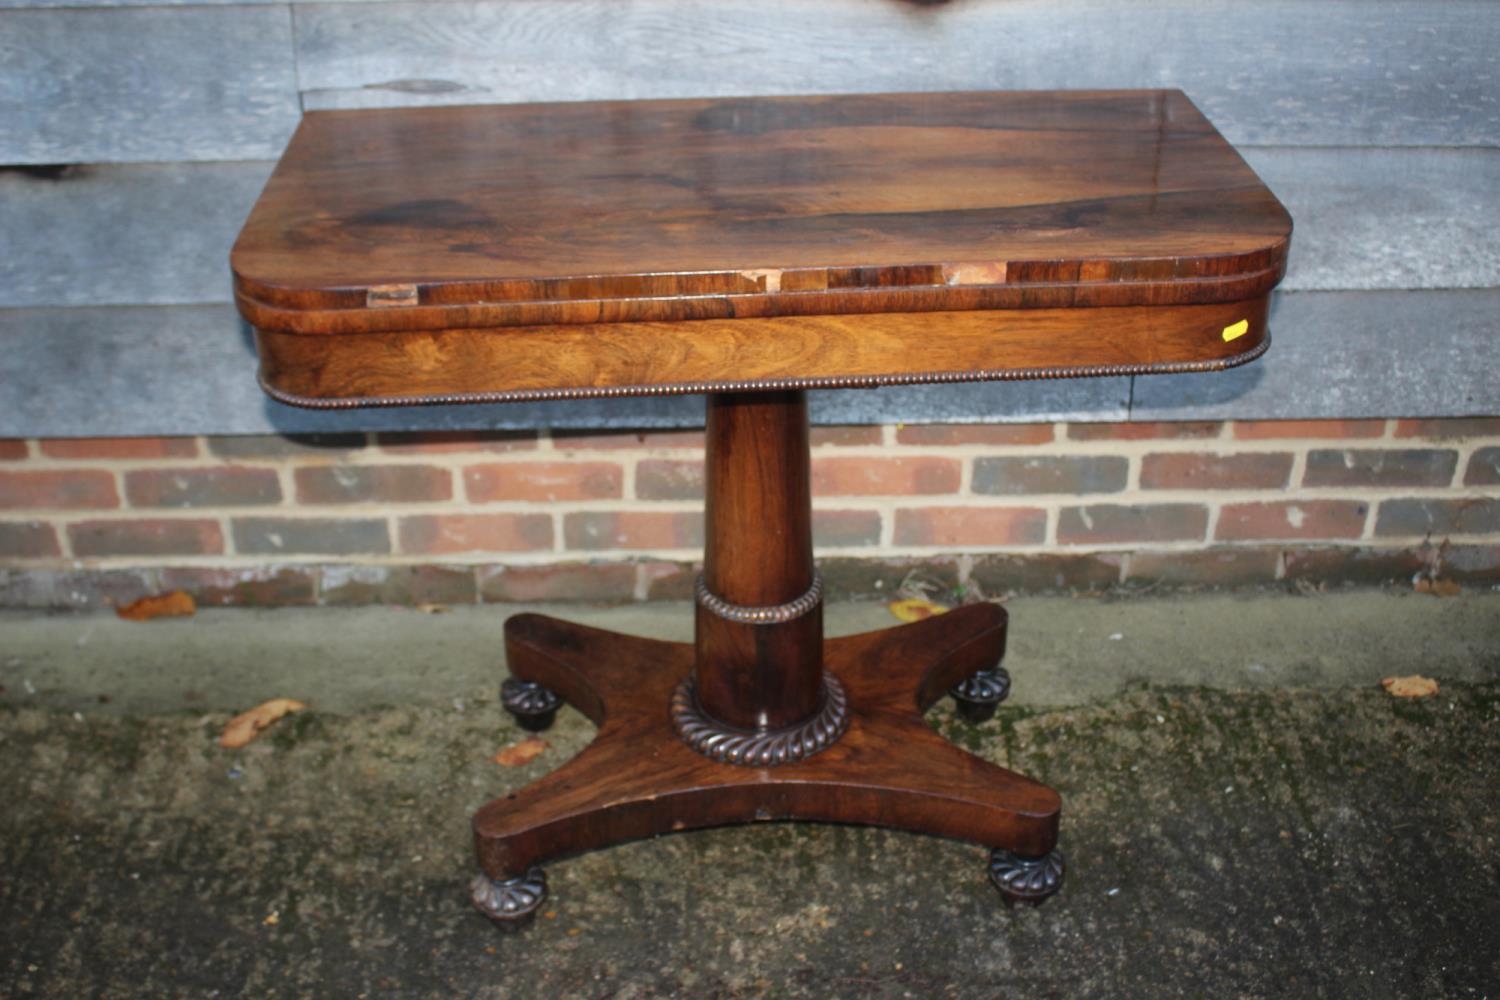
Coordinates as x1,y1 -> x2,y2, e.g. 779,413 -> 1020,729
231,90 -> 1291,925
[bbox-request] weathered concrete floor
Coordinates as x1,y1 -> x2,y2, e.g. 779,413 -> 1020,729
2,590 -> 1498,998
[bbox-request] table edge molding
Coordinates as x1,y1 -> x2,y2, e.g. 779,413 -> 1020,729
256,332 -> 1270,409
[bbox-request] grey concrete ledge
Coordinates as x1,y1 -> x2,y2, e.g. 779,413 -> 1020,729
3,290 -> 1498,437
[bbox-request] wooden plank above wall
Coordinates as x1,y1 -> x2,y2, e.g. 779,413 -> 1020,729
0,5 -> 300,164
292,0 -> 1500,147
2,0 -> 1498,165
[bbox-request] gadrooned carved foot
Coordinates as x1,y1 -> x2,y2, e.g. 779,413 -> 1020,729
950,664 -> 1012,723
471,867 -> 548,929
501,678 -> 563,732
988,847 -> 1064,906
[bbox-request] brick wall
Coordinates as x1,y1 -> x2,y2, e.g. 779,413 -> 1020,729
2,419 -> 1498,608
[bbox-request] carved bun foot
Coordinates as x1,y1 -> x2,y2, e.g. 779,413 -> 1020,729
950,664 -> 1012,723
501,678 -> 563,732
988,847 -> 1064,907
471,868 -> 547,930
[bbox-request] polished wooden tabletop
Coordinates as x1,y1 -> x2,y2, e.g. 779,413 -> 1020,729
232,90 -> 1291,407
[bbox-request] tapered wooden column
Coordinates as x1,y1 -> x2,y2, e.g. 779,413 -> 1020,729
692,391 -> 824,732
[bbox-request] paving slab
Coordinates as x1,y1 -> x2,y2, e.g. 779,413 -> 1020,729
1,591 -> 1497,997
3,590 -> 1497,714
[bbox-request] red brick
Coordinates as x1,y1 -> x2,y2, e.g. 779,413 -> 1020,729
1232,420 -> 1386,440
1216,501 -> 1368,541
126,467 -> 282,507
1373,498 -> 1500,538
69,518 -> 223,557
1058,504 -> 1209,544
234,517 -> 390,556
40,437 -> 198,460
897,423 -> 1054,446
812,457 -> 960,496
1140,452 -> 1293,490
1444,544 -> 1500,584
973,455 -> 1127,495
893,507 -> 1047,547
635,459 -> 705,500
1393,418 -> 1500,440
1281,547 -> 1428,586
295,465 -> 452,504
812,509 -> 882,547
817,556 -> 962,600
564,511 -> 703,550
374,430 -> 538,453
1068,422 -> 1222,441
810,426 -> 884,447
1302,449 -> 1457,488
0,470 -> 119,510
1466,447 -> 1500,486
0,521 -> 62,558
319,565 -> 477,606
1127,548 -> 1281,586
398,514 -> 553,554
0,568 -> 158,609
479,562 -> 638,603
158,566 -> 318,606
641,561 -> 700,600
208,434 -> 366,459
553,428 -> 705,450
969,552 -> 1124,592
465,462 -> 622,502
0,440 -> 28,461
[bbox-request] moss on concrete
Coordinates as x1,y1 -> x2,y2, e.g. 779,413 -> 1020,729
2,674 -> 1497,997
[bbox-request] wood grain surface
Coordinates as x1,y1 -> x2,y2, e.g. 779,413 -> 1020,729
694,392 -> 822,731
476,603 -> 1058,878
253,299 -> 1270,405
233,90 -> 1288,322
233,90 -> 1288,400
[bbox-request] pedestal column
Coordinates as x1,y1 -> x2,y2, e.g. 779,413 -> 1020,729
690,391 -> 826,734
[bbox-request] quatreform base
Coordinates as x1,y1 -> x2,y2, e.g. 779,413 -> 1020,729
473,602 -> 1062,925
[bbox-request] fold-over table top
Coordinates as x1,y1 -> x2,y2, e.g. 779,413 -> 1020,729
232,90 -> 1291,407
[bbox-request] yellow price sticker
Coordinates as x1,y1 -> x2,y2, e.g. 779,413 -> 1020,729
1221,319 -> 1249,342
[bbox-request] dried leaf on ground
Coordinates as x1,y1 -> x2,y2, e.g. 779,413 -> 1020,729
116,591 -> 196,622
218,698 -> 308,748
1413,577 -> 1462,598
493,737 -> 549,767
1381,675 -> 1440,699
889,598 -> 950,623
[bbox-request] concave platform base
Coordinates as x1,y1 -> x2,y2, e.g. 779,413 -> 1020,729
471,601 -> 1062,921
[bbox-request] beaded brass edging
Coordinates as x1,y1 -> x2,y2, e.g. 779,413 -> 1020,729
695,572 -> 822,625
257,332 -> 1270,409
671,673 -> 850,767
